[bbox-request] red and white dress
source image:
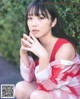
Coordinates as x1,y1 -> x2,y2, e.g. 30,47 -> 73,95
20,38 -> 80,99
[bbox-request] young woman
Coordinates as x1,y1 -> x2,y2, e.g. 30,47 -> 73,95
15,0 -> 80,99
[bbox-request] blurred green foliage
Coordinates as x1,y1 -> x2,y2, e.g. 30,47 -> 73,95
0,0 -> 80,66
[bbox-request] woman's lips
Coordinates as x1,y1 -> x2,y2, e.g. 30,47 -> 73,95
32,29 -> 39,34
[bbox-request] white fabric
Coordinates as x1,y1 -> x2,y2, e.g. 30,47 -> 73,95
20,56 -> 35,82
61,60 -> 74,66
35,65 -> 52,81
20,62 -> 30,81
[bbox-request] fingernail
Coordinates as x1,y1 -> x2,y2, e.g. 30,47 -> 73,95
23,34 -> 26,36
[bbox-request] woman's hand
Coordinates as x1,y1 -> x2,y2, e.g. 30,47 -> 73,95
21,33 -> 50,71
20,33 -> 29,56
20,34 -> 30,67
21,33 -> 48,58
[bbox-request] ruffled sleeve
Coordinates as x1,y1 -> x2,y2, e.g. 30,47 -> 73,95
20,57 -> 35,82
34,55 -> 80,92
35,64 -> 52,81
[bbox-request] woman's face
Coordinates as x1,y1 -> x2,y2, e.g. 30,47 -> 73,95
27,10 -> 54,38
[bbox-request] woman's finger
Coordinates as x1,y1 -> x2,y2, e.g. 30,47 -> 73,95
23,33 -> 27,40
30,33 -> 38,43
22,46 -> 32,52
23,34 -> 34,44
21,38 -> 32,47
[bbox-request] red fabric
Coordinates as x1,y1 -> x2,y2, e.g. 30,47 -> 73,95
36,38 -> 80,98
50,38 -> 76,62
20,38 -> 80,99
38,38 -> 76,91
35,38 -> 75,65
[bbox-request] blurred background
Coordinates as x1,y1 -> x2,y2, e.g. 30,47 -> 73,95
0,0 -> 80,67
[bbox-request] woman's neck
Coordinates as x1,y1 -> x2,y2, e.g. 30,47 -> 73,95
38,34 -> 58,60
39,34 -> 56,48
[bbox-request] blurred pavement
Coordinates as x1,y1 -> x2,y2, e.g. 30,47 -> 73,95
0,56 -> 23,99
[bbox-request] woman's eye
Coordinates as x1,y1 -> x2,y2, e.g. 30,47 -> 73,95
39,16 -> 45,20
27,17 -> 32,20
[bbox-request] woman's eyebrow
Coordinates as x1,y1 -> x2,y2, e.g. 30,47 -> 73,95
28,13 -> 44,16
28,14 -> 33,16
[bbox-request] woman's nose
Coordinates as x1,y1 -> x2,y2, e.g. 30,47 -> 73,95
32,19 -> 38,27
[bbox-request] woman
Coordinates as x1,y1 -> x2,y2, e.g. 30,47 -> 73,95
15,0 -> 80,99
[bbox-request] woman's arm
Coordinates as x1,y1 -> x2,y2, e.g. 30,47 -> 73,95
20,55 -> 35,82
20,36 -> 35,82
22,33 -> 50,72
55,43 -> 76,60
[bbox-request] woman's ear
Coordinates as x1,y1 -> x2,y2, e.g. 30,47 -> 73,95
51,18 -> 57,27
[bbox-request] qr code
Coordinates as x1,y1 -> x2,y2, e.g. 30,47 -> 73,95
1,84 -> 15,98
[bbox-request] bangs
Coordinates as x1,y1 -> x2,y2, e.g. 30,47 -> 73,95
26,1 -> 49,18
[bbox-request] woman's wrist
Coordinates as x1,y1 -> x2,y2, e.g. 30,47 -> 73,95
20,50 -> 30,68
39,51 -> 49,58
20,47 -> 28,56
39,54 -> 49,72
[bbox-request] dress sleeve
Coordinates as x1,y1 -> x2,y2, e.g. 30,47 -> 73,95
35,56 -> 80,91
20,56 -> 35,82
35,64 -> 52,81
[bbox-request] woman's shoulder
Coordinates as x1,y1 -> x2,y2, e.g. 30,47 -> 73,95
54,38 -> 76,60
55,38 -> 76,50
